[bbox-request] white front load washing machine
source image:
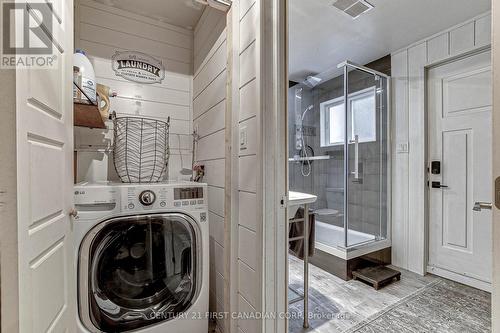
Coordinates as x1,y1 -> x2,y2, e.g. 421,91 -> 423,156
74,181 -> 209,333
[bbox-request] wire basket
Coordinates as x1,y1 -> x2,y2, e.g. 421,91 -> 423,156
113,116 -> 170,183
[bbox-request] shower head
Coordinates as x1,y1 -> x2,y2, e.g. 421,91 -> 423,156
302,75 -> 322,88
301,104 -> 315,120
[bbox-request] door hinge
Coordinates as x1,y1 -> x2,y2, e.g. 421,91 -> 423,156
280,195 -> 287,208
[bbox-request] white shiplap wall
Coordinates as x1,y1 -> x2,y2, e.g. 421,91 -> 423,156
194,8 -> 228,73
391,12 -> 491,274
233,0 -> 262,332
74,0 -> 194,182
192,7 -> 227,328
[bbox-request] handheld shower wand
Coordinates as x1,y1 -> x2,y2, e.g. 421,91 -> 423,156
299,104 -> 315,177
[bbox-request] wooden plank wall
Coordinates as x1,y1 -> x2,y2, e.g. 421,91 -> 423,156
391,12 -> 491,274
74,0 -> 194,182
192,7 -> 227,330
233,0 -> 262,332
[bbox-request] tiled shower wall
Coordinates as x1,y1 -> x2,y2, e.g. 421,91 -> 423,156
289,56 -> 390,240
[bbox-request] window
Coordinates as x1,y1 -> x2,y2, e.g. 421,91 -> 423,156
320,87 -> 376,147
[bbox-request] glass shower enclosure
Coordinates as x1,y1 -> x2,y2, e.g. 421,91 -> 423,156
289,60 -> 390,259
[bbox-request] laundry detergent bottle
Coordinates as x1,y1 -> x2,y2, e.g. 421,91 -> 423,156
73,49 -> 96,104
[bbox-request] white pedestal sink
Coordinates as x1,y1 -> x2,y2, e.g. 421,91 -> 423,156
288,191 -> 317,217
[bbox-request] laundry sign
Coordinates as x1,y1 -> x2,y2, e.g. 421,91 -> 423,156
111,51 -> 165,84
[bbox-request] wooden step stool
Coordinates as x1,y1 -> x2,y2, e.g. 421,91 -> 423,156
352,266 -> 401,290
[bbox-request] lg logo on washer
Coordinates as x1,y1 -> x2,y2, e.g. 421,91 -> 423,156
111,51 -> 166,84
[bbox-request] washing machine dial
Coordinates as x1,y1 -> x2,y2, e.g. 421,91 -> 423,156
139,190 -> 156,206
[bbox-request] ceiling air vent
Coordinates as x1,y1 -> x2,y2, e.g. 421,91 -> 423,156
332,0 -> 374,19
332,0 -> 357,11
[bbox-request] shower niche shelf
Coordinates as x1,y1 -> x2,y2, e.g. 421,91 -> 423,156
74,102 -> 106,129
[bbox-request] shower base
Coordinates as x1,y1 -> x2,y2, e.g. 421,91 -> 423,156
309,245 -> 391,281
306,219 -> 392,281
315,221 -> 376,248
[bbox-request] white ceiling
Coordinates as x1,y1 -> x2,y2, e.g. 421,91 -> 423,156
95,0 -> 205,29
289,0 -> 491,82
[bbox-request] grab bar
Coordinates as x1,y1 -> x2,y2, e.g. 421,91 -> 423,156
349,135 -> 359,180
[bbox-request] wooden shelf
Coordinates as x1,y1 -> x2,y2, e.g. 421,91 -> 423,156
74,102 -> 106,129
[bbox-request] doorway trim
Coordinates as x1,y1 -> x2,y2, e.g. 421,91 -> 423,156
424,47 -> 493,292
261,0 -> 288,332
491,0 -> 500,328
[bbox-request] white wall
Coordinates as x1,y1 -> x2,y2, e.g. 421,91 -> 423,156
0,57 -> 19,333
194,4 -> 264,332
192,6 -> 227,328
74,0 -> 194,182
194,8 -> 227,73
232,0 -> 263,332
491,0 -> 500,327
391,12 -> 491,274
194,5 -> 264,332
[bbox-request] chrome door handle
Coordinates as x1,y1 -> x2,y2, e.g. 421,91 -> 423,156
473,202 -> 492,211
349,135 -> 359,180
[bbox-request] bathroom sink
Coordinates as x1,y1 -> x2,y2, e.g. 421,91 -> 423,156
288,191 -> 317,217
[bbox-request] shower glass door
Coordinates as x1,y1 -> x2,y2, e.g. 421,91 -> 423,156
288,61 -> 389,251
345,65 -> 389,247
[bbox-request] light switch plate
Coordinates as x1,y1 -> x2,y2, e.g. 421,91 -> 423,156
240,126 -> 247,150
396,142 -> 409,153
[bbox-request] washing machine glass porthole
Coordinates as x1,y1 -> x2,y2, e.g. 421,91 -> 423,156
81,214 -> 200,332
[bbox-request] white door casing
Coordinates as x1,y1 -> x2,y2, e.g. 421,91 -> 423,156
15,0 -> 75,331
428,50 -> 492,291
491,0 -> 500,327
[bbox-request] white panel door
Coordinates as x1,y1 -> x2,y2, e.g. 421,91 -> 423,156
428,50 -> 492,291
15,0 -> 75,331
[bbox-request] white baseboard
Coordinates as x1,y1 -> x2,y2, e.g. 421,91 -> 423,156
427,265 -> 492,292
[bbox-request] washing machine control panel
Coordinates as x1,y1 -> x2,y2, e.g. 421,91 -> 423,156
121,185 -> 206,211
172,187 -> 204,208
124,187 -> 165,210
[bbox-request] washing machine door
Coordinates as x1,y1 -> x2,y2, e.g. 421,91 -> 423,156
79,213 -> 201,332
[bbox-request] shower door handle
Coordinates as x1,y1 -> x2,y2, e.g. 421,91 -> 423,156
349,135 -> 359,180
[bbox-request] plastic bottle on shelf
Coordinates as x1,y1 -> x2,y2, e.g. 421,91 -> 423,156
73,49 -> 96,104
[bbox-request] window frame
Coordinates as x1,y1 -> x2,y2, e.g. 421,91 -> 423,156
319,86 -> 377,147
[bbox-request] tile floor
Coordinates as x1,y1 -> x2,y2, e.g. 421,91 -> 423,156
288,255 -> 491,333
